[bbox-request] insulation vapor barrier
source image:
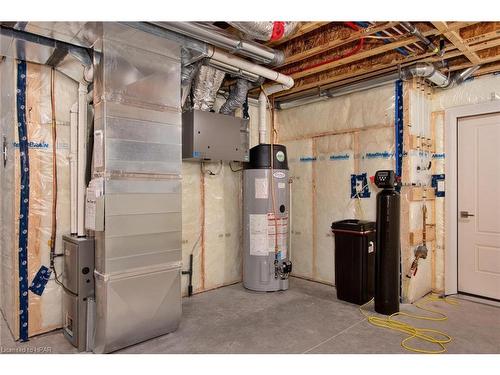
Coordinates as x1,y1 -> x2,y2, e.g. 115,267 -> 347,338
276,84 -> 395,284
181,161 -> 243,294
432,74 -> 500,111
0,59 -> 78,338
276,84 -> 395,140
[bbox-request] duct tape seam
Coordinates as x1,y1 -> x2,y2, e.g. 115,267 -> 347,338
16,59 -> 30,342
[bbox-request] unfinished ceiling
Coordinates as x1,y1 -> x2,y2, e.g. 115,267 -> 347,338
247,21 -> 500,101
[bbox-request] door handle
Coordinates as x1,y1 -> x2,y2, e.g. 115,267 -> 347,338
2,136 -> 7,167
460,211 -> 475,218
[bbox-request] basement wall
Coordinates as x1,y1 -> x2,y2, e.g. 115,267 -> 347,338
274,74 -> 500,301
180,99 -> 270,296
275,85 -> 396,285
0,59 -> 78,339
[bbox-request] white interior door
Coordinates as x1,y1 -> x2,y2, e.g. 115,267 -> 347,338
458,112 -> 500,300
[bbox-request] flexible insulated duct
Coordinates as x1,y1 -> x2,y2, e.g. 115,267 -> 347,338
400,62 -> 480,89
192,65 -> 226,111
219,78 -> 250,115
154,22 -> 285,66
181,48 -> 202,107
229,22 -> 300,42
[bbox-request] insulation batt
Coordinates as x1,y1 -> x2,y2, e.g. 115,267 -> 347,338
276,84 -> 395,285
0,60 -> 78,338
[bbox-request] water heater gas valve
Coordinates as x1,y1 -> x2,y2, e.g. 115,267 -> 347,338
276,260 -> 292,279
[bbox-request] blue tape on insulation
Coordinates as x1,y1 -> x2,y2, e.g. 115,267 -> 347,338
16,60 -> 30,342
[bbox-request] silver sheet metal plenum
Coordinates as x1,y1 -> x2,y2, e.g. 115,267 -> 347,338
92,23 -> 182,353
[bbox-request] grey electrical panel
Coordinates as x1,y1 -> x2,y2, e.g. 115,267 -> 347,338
182,109 -> 249,162
62,235 -> 95,352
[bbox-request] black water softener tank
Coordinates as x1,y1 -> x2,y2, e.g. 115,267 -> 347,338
374,170 -> 400,315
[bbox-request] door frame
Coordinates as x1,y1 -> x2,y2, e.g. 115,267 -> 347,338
444,100 -> 500,295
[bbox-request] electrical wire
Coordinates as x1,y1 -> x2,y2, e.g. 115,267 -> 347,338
48,68 -> 76,297
359,293 -> 458,354
201,160 -> 223,176
229,161 -> 244,172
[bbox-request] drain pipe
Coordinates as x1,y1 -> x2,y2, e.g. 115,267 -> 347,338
207,46 -> 294,89
155,22 -> 285,66
259,91 -> 267,144
77,65 -> 93,237
77,82 -> 88,237
205,45 -> 295,144
69,103 -> 78,235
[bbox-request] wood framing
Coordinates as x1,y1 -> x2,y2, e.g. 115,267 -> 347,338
280,22 -> 399,67
269,21 -> 499,101
432,21 -> 482,64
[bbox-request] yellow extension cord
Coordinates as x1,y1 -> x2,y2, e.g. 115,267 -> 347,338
359,293 -> 459,354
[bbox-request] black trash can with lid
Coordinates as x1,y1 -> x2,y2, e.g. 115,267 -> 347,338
331,219 -> 376,305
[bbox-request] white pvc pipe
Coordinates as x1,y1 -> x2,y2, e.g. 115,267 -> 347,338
258,91 -> 267,144
69,102 -> 78,235
207,46 -> 295,146
208,46 -> 294,89
77,82 -> 88,237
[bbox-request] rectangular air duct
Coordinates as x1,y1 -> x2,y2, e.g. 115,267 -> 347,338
90,23 -> 182,353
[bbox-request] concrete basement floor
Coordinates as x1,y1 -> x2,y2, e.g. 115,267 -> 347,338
1,277 -> 499,354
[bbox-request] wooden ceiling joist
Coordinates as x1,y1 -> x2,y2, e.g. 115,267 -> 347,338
464,30 -> 500,45
280,22 -> 400,67
432,21 -> 482,64
289,32 -> 437,80
263,21 -> 499,101
285,23 -> 471,81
